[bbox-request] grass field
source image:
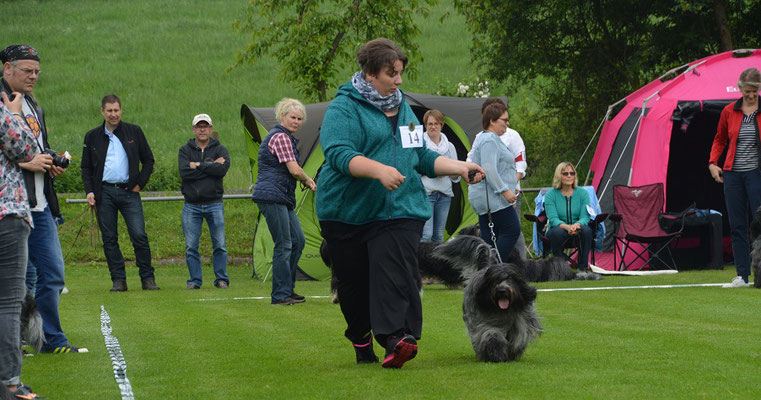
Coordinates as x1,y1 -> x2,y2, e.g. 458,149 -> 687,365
1,0 -> 481,192
19,264 -> 761,399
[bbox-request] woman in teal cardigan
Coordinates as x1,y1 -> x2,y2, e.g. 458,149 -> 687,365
544,162 -> 593,271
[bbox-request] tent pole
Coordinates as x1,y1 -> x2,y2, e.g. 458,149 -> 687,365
580,106 -> 612,186
597,92 -> 657,203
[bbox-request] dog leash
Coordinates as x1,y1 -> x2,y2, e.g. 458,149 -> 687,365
480,175 -> 504,264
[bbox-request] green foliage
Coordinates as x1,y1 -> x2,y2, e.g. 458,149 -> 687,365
453,0 -> 761,177
233,0 -> 439,101
20,263 -> 761,398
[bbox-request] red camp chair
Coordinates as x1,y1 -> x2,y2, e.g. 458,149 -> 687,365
609,183 -> 694,271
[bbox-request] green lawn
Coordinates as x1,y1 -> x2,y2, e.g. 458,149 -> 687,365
19,264 -> 761,399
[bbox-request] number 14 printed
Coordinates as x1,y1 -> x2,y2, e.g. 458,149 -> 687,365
399,124 -> 423,148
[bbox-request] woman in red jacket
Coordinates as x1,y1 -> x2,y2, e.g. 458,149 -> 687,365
709,67 -> 761,288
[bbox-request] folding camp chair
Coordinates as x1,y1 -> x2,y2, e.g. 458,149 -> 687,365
609,183 -> 695,271
524,186 -> 607,268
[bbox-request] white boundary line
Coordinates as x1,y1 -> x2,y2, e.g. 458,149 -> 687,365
192,283 -> 730,301
192,295 -> 332,302
538,283 -> 726,292
100,305 -> 135,400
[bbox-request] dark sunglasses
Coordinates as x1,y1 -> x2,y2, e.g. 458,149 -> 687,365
562,171 -> 576,177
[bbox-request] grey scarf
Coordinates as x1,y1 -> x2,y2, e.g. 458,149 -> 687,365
351,71 -> 403,111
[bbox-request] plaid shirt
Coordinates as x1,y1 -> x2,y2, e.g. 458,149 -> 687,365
0,104 -> 38,226
268,132 -> 297,163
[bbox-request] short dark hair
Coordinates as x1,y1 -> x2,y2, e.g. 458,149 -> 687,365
482,103 -> 507,130
480,97 -> 506,114
357,38 -> 408,77
101,94 -> 121,109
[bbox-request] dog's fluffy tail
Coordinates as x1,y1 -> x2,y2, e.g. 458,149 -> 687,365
21,293 -> 44,352
574,271 -> 603,280
433,235 -> 495,281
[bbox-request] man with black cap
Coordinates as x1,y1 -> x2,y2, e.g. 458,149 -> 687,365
81,94 -> 159,292
178,113 -> 230,289
1,44 -> 86,355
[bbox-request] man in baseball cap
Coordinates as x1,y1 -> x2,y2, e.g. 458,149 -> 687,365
178,114 -> 231,289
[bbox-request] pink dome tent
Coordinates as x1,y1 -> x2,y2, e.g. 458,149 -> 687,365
586,49 -> 761,269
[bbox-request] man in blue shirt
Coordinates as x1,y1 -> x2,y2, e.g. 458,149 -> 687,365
81,94 -> 158,292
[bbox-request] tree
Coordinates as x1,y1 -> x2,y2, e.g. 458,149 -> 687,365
453,0 -> 761,178
234,0 -> 437,102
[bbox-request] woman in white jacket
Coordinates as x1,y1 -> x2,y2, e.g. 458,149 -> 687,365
420,109 -> 460,242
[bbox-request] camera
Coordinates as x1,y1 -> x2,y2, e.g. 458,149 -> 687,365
43,149 -> 70,168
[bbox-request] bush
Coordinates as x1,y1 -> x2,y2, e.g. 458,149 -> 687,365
52,158 -> 181,194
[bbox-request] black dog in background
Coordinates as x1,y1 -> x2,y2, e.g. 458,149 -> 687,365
749,206 -> 761,288
436,235 -> 602,283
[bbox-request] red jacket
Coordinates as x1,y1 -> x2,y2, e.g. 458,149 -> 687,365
709,98 -> 761,170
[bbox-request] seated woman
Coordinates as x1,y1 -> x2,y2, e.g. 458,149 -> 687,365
544,162 -> 593,271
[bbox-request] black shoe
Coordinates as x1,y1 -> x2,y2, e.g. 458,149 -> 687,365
110,280 -> 127,292
141,278 -> 160,290
271,297 -> 297,306
186,283 -> 200,290
353,335 -> 379,364
290,292 -> 305,301
215,280 -> 229,289
40,344 -> 89,354
382,334 -> 418,369
11,382 -> 45,399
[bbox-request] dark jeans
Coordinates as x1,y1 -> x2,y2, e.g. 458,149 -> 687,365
182,202 -> 228,287
547,225 -> 593,270
723,169 -> 761,280
256,202 -> 304,303
478,206 -> 521,262
0,216 -> 30,386
320,219 -> 424,346
27,207 -> 69,349
96,185 -> 153,281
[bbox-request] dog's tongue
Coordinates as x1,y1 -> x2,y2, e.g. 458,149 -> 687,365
498,298 -> 510,309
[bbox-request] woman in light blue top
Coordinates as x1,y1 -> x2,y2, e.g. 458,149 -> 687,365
468,102 -> 520,261
420,109 -> 460,242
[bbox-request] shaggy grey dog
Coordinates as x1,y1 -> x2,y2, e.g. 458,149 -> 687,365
749,206 -> 761,288
434,235 -> 542,362
21,293 -> 44,352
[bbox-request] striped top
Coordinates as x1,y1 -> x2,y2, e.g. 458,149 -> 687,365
732,110 -> 759,171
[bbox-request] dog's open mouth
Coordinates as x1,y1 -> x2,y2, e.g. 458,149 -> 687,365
498,297 -> 510,309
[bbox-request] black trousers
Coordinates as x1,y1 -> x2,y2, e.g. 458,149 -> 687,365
320,219 -> 423,346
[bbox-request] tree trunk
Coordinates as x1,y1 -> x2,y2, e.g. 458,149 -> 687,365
713,0 -> 733,52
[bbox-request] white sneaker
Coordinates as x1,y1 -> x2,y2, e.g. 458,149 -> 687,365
722,276 -> 750,288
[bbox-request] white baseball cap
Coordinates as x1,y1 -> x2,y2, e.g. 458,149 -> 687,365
192,113 -> 213,126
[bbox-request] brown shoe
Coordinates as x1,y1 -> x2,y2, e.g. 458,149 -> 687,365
141,278 -> 160,290
110,280 -> 127,292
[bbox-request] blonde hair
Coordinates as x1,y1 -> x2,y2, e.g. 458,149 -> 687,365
275,98 -> 306,124
552,162 -> 578,189
738,68 -> 761,89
